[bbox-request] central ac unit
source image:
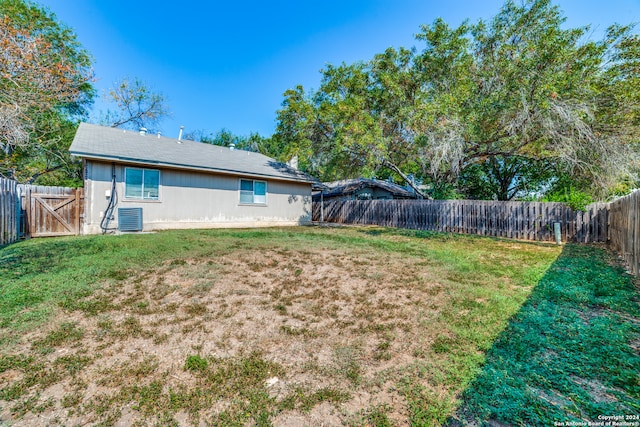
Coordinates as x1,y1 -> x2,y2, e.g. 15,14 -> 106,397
118,208 -> 143,232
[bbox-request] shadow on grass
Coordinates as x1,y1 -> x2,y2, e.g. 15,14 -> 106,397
447,244 -> 640,426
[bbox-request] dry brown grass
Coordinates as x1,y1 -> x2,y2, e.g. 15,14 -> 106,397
0,226 -> 561,426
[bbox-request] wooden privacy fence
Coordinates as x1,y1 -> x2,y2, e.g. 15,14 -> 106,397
609,190 -> 640,276
0,178 -> 20,246
313,199 -> 609,243
20,185 -> 84,238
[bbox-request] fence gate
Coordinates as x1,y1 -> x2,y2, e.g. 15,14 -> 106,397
23,187 -> 84,237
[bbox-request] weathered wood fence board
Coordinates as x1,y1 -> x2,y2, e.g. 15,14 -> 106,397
313,199 -> 609,243
609,190 -> 640,276
19,185 -> 84,238
0,178 -> 20,246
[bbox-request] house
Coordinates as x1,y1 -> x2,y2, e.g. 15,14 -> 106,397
313,178 -> 417,202
70,123 -> 318,234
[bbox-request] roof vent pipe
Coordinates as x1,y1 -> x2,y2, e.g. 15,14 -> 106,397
157,131 -> 161,138
178,125 -> 184,141
139,127 -> 147,136
229,143 -> 235,151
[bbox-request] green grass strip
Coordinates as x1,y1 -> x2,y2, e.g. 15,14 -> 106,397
453,244 -> 640,426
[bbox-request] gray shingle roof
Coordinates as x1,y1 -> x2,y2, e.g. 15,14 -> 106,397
320,178 -> 416,198
70,123 -> 317,184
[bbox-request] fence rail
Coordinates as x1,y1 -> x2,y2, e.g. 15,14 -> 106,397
609,190 -> 640,276
313,199 -> 609,243
0,178 -> 20,246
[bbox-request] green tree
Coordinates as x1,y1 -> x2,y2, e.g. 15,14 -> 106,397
237,132 -> 273,153
184,128 -> 275,157
201,128 -> 237,146
0,0 -> 94,184
459,156 -> 555,200
275,0 -> 639,200
273,85 -> 320,172
274,56 -> 427,195
422,0 -> 637,198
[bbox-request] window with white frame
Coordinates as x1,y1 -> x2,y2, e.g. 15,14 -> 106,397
125,167 -> 160,200
239,179 -> 267,204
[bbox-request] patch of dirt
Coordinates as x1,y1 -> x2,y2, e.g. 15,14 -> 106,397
0,246 -> 457,426
571,377 -> 620,404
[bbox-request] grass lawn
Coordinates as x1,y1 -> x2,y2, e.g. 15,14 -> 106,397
0,226 -> 637,426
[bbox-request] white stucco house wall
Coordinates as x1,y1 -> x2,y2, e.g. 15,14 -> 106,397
70,123 -> 317,234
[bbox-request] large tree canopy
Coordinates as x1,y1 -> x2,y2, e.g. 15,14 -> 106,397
0,0 -> 94,184
274,0 -> 640,201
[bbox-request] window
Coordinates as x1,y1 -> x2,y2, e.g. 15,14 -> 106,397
239,179 -> 267,204
125,167 -> 160,200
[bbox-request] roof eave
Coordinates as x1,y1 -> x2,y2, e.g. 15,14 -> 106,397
72,152 -> 317,184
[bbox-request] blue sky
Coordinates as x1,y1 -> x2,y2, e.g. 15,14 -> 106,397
38,0 -> 640,139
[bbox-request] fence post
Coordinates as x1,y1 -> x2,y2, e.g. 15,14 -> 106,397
15,185 -> 21,242
75,188 -> 82,235
633,198 -> 637,274
25,186 -> 32,239
554,222 -> 562,245
0,178 -> 20,246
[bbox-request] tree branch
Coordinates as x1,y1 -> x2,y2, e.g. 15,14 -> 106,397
381,158 -> 431,199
